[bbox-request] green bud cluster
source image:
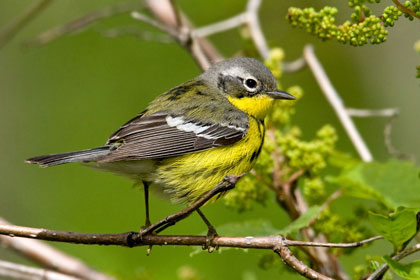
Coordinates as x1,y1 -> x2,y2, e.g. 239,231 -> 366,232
382,5 -> 402,27
223,175 -> 269,211
300,177 -> 326,205
403,0 -> 420,20
278,125 -> 337,175
286,7 -> 339,41
286,6 -> 389,46
314,209 -> 373,249
287,0 -> 418,47
348,0 -> 380,8
337,16 -> 388,45
264,48 -> 285,81
350,5 -> 372,23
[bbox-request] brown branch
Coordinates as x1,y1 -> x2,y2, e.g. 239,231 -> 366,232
24,1 -> 144,47
392,0 -> 420,19
0,0 -> 54,49
0,217 -> 381,280
0,260 -> 82,280
0,218 -> 114,280
0,218 -> 382,280
274,243 -> 334,280
0,223 -> 382,249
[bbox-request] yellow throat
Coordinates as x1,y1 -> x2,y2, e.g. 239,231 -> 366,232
228,94 -> 274,120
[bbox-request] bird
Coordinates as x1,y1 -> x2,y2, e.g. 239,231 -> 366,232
26,57 -> 295,235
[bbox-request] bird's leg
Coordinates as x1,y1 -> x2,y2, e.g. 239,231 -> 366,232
135,175 -> 243,244
196,208 -> 218,250
143,181 -> 151,228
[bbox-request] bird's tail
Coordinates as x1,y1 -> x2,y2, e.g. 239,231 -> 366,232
25,146 -> 111,167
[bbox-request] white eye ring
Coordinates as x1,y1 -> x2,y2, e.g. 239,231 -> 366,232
243,77 -> 259,92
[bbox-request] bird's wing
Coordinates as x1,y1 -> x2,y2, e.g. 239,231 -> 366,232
100,111 -> 247,162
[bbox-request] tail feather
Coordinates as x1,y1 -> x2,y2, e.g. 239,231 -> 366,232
26,147 -> 111,167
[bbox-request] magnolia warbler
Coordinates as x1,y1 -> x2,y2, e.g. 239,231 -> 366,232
26,57 -> 295,232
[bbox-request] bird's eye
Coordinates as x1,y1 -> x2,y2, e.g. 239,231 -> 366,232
243,78 -> 258,91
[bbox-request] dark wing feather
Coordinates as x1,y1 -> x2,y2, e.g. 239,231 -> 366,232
100,111 -> 247,162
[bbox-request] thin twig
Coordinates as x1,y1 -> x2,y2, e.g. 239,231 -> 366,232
367,243 -> 420,280
245,0 -> 270,59
135,1 -> 213,70
346,108 -> 399,117
0,218 -> 115,280
100,26 -> 174,43
0,260 -> 81,280
145,0 -> 178,28
285,236 -> 383,248
25,1 -> 144,47
392,0 -> 420,19
190,0 -> 270,60
345,108 -> 411,160
303,44 -> 373,162
283,57 -> 307,73
131,11 -> 180,40
309,190 -> 343,226
193,13 -> 247,37
384,113 -> 414,160
0,0 -> 54,48
293,189 -> 347,279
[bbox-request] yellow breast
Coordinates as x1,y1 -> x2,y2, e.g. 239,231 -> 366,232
154,116 -> 265,203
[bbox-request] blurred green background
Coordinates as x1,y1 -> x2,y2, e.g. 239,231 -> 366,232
0,0 -> 419,279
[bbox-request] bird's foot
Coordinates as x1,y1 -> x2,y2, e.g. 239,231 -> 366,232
203,226 -> 218,252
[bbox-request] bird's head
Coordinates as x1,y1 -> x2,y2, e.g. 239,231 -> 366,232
200,57 -> 295,120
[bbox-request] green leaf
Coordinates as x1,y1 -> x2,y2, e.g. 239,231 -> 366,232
384,256 -> 420,280
369,208 -> 418,251
333,160 -> 420,209
279,206 -> 322,236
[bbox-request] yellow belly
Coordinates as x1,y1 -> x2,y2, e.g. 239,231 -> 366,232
154,116 -> 265,203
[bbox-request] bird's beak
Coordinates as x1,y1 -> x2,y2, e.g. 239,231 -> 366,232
266,90 -> 296,100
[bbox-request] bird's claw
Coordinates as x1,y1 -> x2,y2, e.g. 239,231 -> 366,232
202,226 -> 218,252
